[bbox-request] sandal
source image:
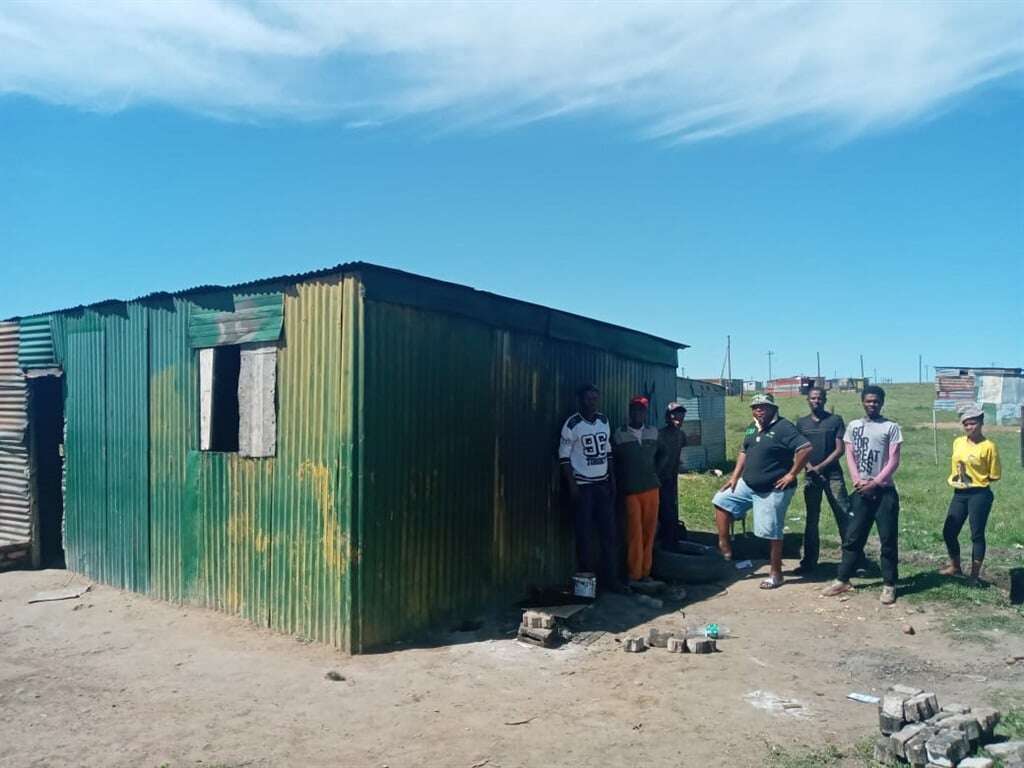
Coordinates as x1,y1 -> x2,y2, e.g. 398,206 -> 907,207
759,576 -> 783,590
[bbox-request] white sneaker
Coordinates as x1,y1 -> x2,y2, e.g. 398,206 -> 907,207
880,585 -> 896,605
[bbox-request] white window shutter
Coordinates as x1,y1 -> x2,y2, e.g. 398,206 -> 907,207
199,348 -> 214,451
238,343 -> 277,458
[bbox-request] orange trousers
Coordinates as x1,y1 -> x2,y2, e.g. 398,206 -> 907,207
625,488 -> 660,581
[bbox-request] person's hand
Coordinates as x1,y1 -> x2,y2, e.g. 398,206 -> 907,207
774,472 -> 797,490
719,476 -> 738,493
805,464 -> 819,476
568,481 -> 580,504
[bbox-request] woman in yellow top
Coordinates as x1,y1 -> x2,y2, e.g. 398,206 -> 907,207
939,404 -> 1001,585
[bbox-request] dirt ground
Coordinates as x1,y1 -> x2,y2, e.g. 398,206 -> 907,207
2,563 -> 1021,768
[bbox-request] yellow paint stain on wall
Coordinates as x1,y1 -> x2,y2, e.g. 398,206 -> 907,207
298,460 -> 348,572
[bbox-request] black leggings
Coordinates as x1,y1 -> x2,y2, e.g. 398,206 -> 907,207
943,488 -> 994,563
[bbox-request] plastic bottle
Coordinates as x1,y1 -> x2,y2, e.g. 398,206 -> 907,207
686,623 -> 731,640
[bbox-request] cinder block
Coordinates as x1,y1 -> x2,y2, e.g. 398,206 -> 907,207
891,723 -> 927,759
522,611 -> 555,629
942,713 -> 982,742
941,702 -> 971,715
905,692 -> 939,722
623,636 -> 647,653
972,706 -> 1001,737
874,735 -> 897,765
666,637 -> 688,653
690,638 -> 716,654
890,684 -> 924,697
905,728 -> 938,767
924,730 -> 970,767
646,627 -> 678,648
958,756 -> 994,768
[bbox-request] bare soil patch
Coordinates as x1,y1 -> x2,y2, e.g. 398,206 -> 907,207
2,565 -> 1021,768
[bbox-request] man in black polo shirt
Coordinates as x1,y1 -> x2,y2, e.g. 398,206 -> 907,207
712,393 -> 811,589
794,387 -> 852,575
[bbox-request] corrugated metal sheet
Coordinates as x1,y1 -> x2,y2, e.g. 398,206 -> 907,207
189,294 -> 285,349
17,315 -> 56,369
0,322 -> 31,547
353,299 -> 677,650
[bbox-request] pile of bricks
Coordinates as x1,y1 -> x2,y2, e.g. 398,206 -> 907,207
517,610 -> 560,647
872,684 -> 1018,767
621,626 -> 718,655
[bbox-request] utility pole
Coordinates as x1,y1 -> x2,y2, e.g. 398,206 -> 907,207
816,352 -> 821,379
918,354 -> 923,384
726,335 -> 732,383
767,350 -> 775,382
874,367 -> 878,383
860,354 -> 865,379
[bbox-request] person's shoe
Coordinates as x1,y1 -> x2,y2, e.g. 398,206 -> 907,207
822,580 -> 853,597
717,539 -> 733,561
938,559 -> 963,577
792,563 -> 816,576
880,585 -> 897,605
968,560 -> 984,587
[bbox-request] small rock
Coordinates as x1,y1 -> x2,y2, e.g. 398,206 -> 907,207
901,623 -> 915,635
325,671 -> 346,681
646,627 -> 678,648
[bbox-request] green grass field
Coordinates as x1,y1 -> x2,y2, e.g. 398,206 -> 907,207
677,383 -> 1023,612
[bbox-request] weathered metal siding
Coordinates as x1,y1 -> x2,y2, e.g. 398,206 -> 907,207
354,299 -> 677,650
0,322 -> 31,548
268,277 -> 356,648
17,315 -> 56,369
62,328 -> 107,580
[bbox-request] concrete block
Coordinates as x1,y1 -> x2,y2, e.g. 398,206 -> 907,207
906,728 -> 938,767
646,627 -> 678,648
891,723 -> 927,759
972,706 -> 1001,736
623,636 -> 647,653
874,735 -> 897,765
925,730 -> 970,767
958,757 -> 994,768
690,638 -> 716,654
986,741 -> 1024,761
880,712 -> 906,736
517,627 -> 557,647
666,637 -> 688,654
905,692 -> 939,722
522,611 -> 555,629
926,711 -> 957,727
942,713 -> 982,742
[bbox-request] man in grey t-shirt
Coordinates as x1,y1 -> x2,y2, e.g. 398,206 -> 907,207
823,385 -> 904,605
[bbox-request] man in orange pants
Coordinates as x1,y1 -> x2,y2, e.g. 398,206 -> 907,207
613,395 -> 662,587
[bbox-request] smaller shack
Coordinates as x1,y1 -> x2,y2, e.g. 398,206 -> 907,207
935,366 -> 1024,424
699,377 -> 742,396
742,380 -> 762,394
674,378 -> 726,471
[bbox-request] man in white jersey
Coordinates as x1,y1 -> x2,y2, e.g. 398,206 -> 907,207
559,384 -> 626,594
823,385 -> 904,605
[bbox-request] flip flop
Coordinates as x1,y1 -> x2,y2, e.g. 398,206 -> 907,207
759,576 -> 783,590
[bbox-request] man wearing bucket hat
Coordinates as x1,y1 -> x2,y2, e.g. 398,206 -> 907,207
656,401 -> 689,552
939,403 -> 1000,586
613,395 -> 662,586
712,393 -> 812,589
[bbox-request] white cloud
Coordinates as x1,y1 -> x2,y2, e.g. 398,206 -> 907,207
0,1 -> 1021,140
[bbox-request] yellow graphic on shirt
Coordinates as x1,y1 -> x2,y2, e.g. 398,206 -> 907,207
947,437 -> 1001,489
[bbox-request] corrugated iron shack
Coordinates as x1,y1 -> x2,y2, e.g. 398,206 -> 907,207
674,378 -> 726,471
4,263 -> 685,651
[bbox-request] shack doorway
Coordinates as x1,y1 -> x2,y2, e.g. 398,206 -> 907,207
28,373 -> 65,568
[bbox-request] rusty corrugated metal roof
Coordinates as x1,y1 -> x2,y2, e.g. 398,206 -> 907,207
0,322 -> 31,548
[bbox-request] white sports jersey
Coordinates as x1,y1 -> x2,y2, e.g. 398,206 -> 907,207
559,412 -> 611,484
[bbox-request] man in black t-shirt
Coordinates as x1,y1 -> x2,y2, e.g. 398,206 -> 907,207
712,394 -> 811,589
794,387 -> 853,575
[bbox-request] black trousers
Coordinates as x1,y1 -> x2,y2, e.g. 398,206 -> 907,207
800,470 -> 851,567
573,481 -> 618,586
657,474 -> 687,547
837,487 -> 900,585
943,487 -> 994,563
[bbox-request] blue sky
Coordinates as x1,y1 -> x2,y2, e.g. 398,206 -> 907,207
1,2 -> 1022,382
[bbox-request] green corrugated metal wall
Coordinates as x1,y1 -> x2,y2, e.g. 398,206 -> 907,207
45,266 -> 679,652
353,299 -> 677,650
53,277 -> 358,650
